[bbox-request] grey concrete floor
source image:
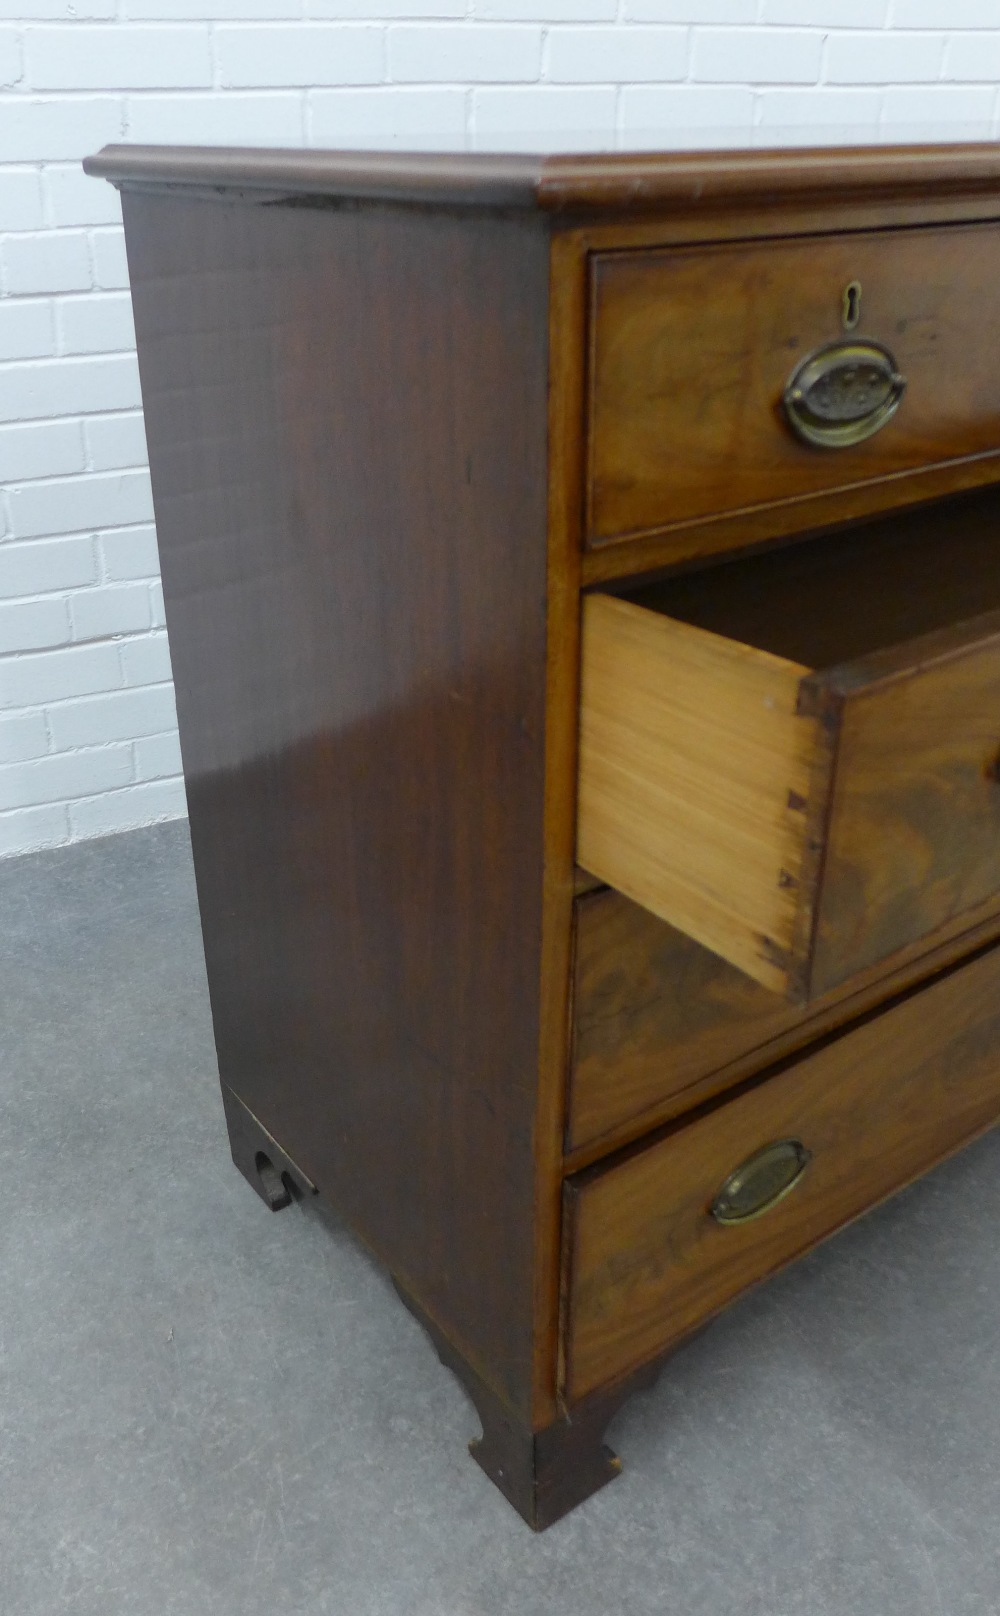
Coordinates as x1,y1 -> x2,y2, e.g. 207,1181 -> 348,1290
3,823 -> 1000,1614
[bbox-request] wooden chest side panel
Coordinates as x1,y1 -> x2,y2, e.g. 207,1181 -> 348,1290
121,192 -> 552,1416
563,941 -> 1000,1402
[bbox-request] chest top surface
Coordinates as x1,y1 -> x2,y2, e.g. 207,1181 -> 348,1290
84,134 -> 1000,216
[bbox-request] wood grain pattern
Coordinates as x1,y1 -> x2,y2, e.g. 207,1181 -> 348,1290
568,884 -> 1000,1156
121,188 -> 552,1421
588,224 -> 1000,548
580,497 -> 1000,1001
581,455 -> 1000,586
809,613 -> 1000,998
570,891 -> 810,1151
577,593 -> 816,994
563,939 -> 1000,1402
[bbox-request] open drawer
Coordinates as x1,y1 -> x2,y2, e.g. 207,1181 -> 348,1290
577,490 -> 1000,1003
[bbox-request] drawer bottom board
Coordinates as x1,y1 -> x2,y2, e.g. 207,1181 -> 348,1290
562,940 -> 1000,1404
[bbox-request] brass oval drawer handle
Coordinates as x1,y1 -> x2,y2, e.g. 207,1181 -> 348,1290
710,1139 -> 812,1225
783,340 -> 906,450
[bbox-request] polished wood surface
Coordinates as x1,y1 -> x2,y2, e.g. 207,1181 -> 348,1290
121,188 -> 553,1422
806,611 -> 1000,998
530,229 -> 591,1422
394,1278 -> 656,1532
86,138 -> 1000,217
580,495 -> 1000,1000
569,884 -> 1000,1156
570,890 -> 812,1151
581,453 -> 1000,585
589,224 -> 1000,548
563,939 -> 1000,1402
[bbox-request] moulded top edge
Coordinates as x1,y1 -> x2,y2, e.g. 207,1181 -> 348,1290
82,139 -> 1000,216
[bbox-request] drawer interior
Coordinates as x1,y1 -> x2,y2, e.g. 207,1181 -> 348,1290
577,487 -> 1000,1002
625,485 -> 1000,669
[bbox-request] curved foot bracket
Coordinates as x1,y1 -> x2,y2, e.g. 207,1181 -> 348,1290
392,1278 -> 660,1530
221,1084 -> 317,1212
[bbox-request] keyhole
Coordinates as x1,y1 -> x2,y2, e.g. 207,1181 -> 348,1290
842,280 -> 862,331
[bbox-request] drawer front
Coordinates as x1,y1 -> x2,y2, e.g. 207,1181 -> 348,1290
570,889 -> 804,1151
569,886 -> 1000,1153
811,628 -> 1000,998
562,941 -> 1000,1403
588,224 -> 1000,550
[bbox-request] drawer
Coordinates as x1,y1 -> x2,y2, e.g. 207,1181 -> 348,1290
587,224 -> 1000,552
567,885 -> 1000,1154
570,890 -> 795,1152
561,939 -> 1000,1404
577,492 -> 1000,1003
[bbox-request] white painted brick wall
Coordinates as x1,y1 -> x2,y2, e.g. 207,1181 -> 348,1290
1,5 -> 998,857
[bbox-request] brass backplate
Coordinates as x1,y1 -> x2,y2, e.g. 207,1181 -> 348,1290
783,339 -> 906,450
711,1139 -> 812,1225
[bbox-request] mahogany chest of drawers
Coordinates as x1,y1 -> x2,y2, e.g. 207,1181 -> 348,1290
86,139 -> 1000,1528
